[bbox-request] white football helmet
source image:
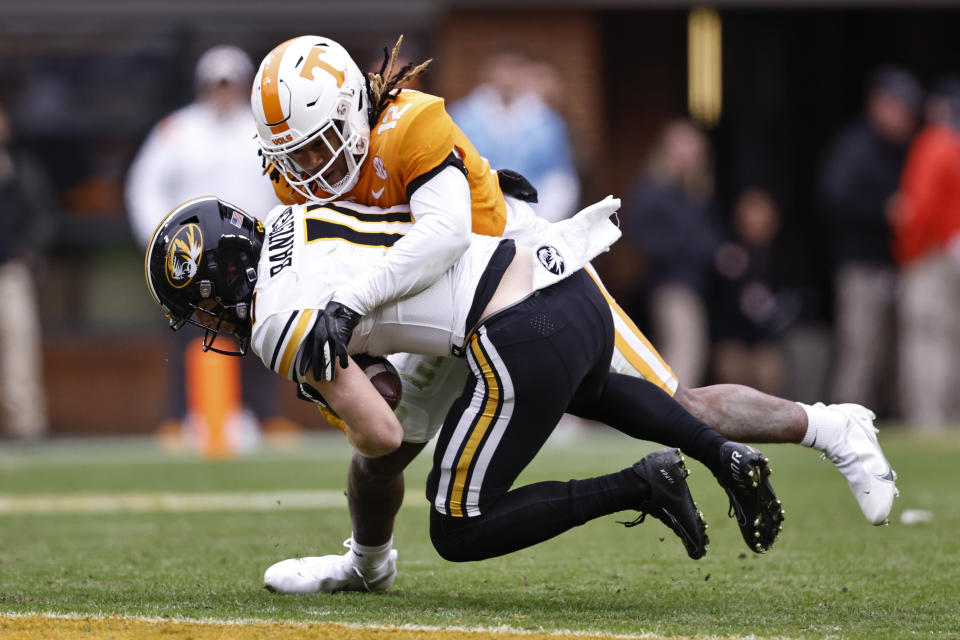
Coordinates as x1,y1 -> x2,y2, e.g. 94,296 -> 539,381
252,36 -> 370,202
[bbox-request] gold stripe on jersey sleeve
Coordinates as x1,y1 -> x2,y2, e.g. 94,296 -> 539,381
448,333 -> 501,518
278,309 -> 316,380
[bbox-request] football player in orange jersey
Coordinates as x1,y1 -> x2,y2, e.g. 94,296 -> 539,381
250,35 -> 898,593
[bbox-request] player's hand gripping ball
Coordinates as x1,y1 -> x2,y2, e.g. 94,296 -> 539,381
352,354 -> 402,410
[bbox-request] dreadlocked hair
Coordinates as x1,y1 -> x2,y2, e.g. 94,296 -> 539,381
366,35 -> 433,128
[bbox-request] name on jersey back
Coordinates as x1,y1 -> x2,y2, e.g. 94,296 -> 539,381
268,207 -> 295,277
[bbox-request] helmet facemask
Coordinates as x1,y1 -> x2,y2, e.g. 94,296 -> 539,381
265,92 -> 368,203
165,279 -> 254,357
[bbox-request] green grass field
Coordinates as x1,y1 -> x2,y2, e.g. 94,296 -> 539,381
1,427 -> 958,639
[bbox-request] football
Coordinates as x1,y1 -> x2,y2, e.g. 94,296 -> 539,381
352,353 -> 403,410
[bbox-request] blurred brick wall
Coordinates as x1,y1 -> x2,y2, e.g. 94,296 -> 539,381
434,9 -> 603,187
42,336 -> 334,436
432,9 -> 687,204
43,336 -> 168,435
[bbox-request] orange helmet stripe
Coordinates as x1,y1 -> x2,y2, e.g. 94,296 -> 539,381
259,38 -> 297,134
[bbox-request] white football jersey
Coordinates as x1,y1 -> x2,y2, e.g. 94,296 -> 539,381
250,196 -> 622,383
250,201 -> 502,381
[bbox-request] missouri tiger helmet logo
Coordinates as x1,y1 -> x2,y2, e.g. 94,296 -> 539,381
166,223 -> 204,288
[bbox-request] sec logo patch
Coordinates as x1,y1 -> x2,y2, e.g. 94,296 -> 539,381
373,156 -> 388,180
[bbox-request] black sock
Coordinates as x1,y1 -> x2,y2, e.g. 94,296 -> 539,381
569,466 -> 650,523
571,373 -> 728,476
430,467 -> 649,562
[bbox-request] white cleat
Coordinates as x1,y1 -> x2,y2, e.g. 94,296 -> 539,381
263,542 -> 397,594
822,403 -> 899,525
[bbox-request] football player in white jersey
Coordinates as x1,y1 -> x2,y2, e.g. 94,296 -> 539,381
146,196 -> 788,590
242,35 -> 897,593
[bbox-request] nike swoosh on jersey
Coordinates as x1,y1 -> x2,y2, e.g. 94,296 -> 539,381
371,186 -> 385,198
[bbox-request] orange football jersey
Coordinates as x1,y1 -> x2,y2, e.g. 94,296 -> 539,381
269,90 -> 506,237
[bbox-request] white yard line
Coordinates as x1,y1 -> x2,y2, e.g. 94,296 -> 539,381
0,490 -> 427,514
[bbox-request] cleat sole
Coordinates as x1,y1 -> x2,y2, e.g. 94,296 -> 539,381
717,445 -> 785,555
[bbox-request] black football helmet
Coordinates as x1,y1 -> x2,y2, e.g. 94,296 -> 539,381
145,197 -> 265,356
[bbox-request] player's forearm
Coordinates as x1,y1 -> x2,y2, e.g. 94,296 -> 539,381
333,167 -> 472,315
314,359 -> 403,457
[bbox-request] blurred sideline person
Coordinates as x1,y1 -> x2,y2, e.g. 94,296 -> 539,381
817,65 -> 921,415
449,50 -> 580,222
125,45 -> 284,442
0,104 -> 55,439
892,77 -> 960,428
709,188 -> 802,396
249,34 -> 898,593
146,197 -> 788,587
622,119 -> 723,387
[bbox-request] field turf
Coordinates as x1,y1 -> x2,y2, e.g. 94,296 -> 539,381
0,427 -> 957,639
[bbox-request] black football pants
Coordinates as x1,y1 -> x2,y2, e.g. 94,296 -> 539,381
426,268 -> 729,562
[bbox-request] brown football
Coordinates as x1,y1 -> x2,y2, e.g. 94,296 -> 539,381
352,354 -> 403,410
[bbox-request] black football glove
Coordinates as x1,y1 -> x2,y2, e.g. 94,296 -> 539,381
297,301 -> 361,382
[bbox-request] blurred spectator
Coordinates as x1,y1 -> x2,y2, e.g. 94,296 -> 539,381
449,51 -> 580,222
817,65 -> 921,414
622,119 -> 723,387
126,45 -> 278,245
892,77 -> 960,428
709,188 -> 803,395
0,104 -> 56,439
125,45 -> 284,441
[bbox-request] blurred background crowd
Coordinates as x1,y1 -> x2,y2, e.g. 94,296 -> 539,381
2,0 -> 960,441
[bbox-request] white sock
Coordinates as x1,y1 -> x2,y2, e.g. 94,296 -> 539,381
350,535 -> 393,571
797,402 -> 846,451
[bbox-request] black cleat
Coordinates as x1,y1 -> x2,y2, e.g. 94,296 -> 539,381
623,448 -> 709,560
714,442 -> 784,553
